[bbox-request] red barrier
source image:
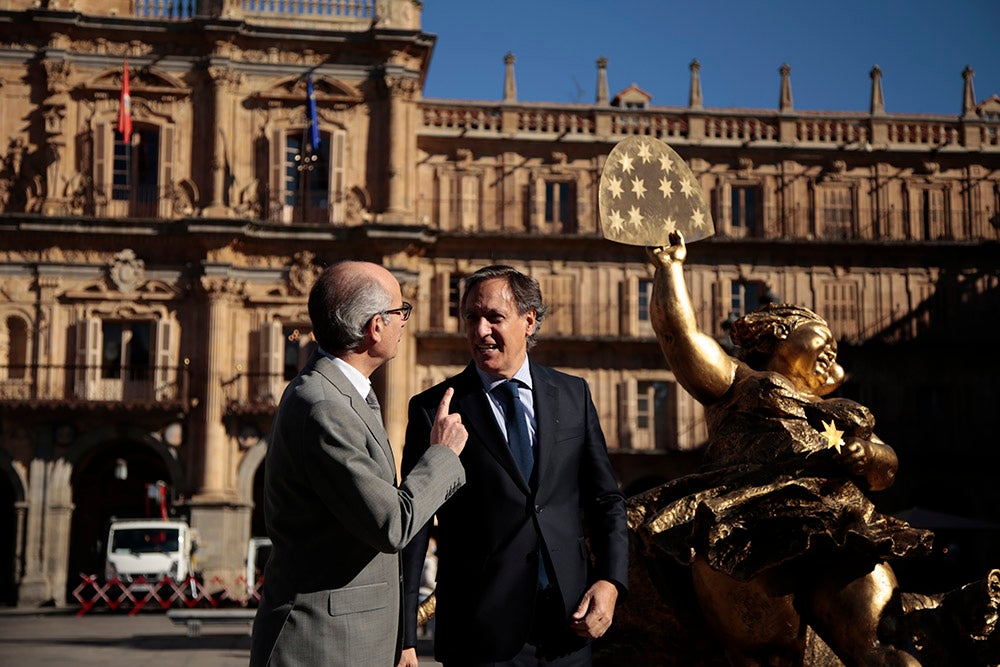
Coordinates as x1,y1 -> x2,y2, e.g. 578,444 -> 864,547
72,573 -> 263,615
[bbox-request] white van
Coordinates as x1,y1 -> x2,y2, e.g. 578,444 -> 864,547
105,519 -> 195,589
245,536 -> 272,597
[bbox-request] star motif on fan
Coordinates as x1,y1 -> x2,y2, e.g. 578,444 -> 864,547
636,141 -> 653,163
679,176 -> 695,198
659,153 -> 673,174
658,176 -> 674,198
664,215 -> 678,231
691,209 -> 705,229
606,209 -> 625,234
606,175 -> 624,199
627,205 -> 643,228
620,153 -> 635,174
630,176 -> 647,199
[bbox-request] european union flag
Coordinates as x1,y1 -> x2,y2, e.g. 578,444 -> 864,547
306,75 -> 320,153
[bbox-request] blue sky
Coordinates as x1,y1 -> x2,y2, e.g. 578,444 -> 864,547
420,0 -> 999,116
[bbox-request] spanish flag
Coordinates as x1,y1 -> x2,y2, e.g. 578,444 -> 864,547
117,59 -> 132,143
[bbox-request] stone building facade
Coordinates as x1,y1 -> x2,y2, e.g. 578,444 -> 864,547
1,0 -> 998,606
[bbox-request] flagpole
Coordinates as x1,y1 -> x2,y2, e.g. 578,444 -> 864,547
117,58 -> 134,206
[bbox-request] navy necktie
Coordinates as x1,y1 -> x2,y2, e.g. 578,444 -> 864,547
495,380 -> 533,481
495,380 -> 550,589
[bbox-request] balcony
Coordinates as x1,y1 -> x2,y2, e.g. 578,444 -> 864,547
0,364 -> 191,411
222,370 -> 283,415
130,0 -> 410,30
419,100 -> 999,152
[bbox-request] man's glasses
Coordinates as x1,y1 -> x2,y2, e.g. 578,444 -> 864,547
382,301 -> 412,321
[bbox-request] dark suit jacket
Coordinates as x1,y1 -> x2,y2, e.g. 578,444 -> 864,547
401,361 -> 628,663
250,352 -> 465,667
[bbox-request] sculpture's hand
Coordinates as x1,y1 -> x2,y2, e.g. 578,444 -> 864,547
835,437 -> 898,491
570,579 -> 619,639
647,230 -> 686,267
835,438 -> 868,477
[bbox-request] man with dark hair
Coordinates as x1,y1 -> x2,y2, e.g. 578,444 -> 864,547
399,265 -> 628,667
251,261 -> 467,667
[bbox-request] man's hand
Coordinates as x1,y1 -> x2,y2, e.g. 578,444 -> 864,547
396,647 -> 419,667
570,579 -> 619,638
431,387 -> 466,456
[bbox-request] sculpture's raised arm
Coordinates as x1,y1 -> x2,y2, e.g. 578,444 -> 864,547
647,231 -> 735,405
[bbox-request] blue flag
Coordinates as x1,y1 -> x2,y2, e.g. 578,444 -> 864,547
306,75 -> 320,152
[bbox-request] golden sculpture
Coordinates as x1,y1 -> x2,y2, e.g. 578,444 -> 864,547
618,231 -> 1000,666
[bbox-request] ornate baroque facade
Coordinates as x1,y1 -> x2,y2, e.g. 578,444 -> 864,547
1,0 -> 998,606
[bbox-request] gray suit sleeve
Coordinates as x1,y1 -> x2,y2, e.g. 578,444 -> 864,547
299,398 -> 464,554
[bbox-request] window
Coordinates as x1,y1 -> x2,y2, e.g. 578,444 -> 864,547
731,185 -> 760,235
284,134 -> 330,220
450,174 -> 479,230
75,317 -> 175,402
730,281 -> 767,318
260,321 -> 314,403
448,274 -> 465,321
822,282 -> 859,340
4,316 -> 28,380
282,325 -> 315,381
638,279 -> 653,323
820,187 -> 854,239
918,188 -> 949,239
544,180 -> 576,231
101,321 -> 152,381
621,379 -> 678,450
537,274 -> 575,336
270,128 -> 345,224
112,127 -> 160,217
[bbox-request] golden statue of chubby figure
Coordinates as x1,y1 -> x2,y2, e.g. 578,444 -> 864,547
629,230 -> 939,666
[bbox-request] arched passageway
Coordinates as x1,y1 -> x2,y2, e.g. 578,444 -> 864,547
67,440 -> 173,598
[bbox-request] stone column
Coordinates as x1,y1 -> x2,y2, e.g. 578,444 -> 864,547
17,459 -> 52,605
382,276 -> 419,466
192,277 -> 243,502
384,75 -> 419,222
203,65 -> 243,217
187,277 -> 245,586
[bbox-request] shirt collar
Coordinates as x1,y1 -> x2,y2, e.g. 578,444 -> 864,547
475,356 -> 532,393
319,347 -> 372,400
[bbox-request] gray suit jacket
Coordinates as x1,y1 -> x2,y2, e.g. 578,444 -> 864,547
250,351 -> 465,667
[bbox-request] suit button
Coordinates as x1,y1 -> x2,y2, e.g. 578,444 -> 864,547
535,505 -> 543,513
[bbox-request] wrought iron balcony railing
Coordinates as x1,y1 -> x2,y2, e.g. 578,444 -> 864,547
0,364 -> 191,408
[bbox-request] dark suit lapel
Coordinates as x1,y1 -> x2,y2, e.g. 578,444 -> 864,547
530,362 -> 559,491
455,363 -> 531,495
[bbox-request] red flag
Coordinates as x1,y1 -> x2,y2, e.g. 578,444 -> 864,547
117,59 -> 132,143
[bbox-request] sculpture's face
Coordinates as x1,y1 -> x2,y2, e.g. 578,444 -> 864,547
768,320 -> 844,396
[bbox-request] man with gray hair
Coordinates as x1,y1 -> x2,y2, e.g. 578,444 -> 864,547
251,260 -> 467,667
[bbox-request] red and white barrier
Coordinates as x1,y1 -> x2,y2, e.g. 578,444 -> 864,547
72,573 -> 264,616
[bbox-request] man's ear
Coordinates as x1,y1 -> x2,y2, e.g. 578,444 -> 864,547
367,314 -> 384,344
524,309 -> 537,337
